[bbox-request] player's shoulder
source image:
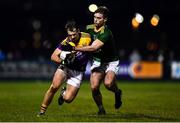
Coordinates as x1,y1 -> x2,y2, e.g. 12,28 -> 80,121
86,24 -> 95,30
102,25 -> 113,35
60,37 -> 68,45
78,32 -> 91,46
81,32 -> 90,38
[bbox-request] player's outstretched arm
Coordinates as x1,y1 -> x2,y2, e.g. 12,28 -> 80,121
75,39 -> 104,52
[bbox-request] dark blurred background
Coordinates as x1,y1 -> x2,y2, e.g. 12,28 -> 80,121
0,0 -> 180,80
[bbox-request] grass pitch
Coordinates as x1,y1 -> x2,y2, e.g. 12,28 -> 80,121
0,80 -> 180,122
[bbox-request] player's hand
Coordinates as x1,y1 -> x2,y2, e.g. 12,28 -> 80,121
59,51 -> 71,60
63,53 -> 75,65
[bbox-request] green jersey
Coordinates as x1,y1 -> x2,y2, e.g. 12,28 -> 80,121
86,24 -> 119,62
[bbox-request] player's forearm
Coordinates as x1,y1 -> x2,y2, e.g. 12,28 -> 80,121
51,54 -> 62,63
75,39 -> 103,52
75,46 -> 97,52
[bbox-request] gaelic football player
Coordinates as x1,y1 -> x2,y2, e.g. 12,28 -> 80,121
37,19 -> 91,117
75,6 -> 122,115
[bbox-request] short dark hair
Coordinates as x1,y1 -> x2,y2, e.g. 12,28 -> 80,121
95,6 -> 109,19
65,19 -> 79,31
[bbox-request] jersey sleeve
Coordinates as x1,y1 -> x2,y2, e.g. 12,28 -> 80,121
57,38 -> 67,50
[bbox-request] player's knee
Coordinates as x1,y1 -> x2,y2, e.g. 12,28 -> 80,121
49,84 -> 59,93
64,99 -> 73,103
104,81 -> 113,89
50,87 -> 58,93
64,96 -> 73,103
91,83 -> 100,90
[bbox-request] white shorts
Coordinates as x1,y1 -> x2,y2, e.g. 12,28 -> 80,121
91,60 -> 119,74
58,65 -> 84,88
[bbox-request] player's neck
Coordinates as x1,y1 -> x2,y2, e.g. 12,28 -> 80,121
94,25 -> 104,32
75,32 -> 81,45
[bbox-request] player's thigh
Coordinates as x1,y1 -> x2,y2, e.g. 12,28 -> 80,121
90,71 -> 104,89
64,84 -> 79,101
52,69 -> 66,88
104,60 -> 119,84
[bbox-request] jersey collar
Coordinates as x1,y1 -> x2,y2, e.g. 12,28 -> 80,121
94,25 -> 105,33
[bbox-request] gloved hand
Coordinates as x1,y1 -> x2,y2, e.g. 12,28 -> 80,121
63,53 -> 76,65
59,51 -> 71,60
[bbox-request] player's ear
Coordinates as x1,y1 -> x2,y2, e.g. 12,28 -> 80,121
104,18 -> 107,22
77,28 -> 80,32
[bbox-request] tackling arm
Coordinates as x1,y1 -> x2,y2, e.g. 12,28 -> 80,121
75,39 -> 104,52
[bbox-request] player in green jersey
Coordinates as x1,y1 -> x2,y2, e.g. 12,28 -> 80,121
75,6 -> 122,115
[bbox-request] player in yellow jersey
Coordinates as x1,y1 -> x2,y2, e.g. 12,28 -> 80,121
37,20 -> 91,117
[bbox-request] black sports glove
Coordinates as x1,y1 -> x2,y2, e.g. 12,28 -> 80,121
63,53 -> 75,65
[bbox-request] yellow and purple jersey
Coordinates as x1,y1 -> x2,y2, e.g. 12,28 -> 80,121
58,32 -> 91,71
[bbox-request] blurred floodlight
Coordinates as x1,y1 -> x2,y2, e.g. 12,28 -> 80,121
151,14 -> 160,26
135,13 -> 144,23
132,17 -> 140,28
32,20 -> 41,30
88,4 -> 98,12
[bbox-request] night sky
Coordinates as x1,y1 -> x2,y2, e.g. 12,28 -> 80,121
0,0 -> 180,60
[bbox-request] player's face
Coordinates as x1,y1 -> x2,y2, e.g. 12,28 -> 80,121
94,13 -> 106,28
67,29 -> 79,42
